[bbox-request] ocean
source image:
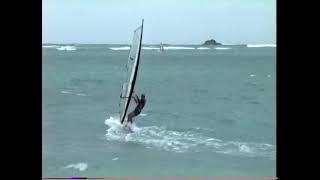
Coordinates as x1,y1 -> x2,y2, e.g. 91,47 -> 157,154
42,44 -> 276,177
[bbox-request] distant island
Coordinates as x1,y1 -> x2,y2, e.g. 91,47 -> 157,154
202,39 -> 222,46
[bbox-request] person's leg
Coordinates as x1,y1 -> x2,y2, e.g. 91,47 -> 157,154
127,111 -> 135,124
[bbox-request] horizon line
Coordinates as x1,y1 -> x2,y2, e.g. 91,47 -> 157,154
42,42 -> 276,45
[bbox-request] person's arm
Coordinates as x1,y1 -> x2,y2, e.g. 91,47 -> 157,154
133,95 -> 138,104
135,95 -> 140,103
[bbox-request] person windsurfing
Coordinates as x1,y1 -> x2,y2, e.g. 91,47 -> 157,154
127,94 -> 146,124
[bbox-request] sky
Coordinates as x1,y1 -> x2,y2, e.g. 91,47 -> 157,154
42,0 -> 276,45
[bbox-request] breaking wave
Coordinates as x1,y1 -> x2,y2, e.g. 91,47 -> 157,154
104,116 -> 275,159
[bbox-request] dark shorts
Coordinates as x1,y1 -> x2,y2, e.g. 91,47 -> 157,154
134,107 -> 141,116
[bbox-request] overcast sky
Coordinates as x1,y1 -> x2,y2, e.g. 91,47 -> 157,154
42,0 -> 276,44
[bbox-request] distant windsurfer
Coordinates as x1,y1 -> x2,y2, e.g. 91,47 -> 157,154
127,94 -> 146,124
159,42 -> 164,52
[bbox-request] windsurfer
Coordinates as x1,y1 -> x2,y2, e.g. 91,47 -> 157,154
127,94 -> 146,124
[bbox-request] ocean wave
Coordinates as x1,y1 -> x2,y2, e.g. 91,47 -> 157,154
63,163 -> 88,171
76,93 -> 87,96
142,47 -> 159,50
112,157 -> 119,161
104,116 -> 275,159
42,45 -> 58,48
215,47 -> 231,50
197,47 -> 210,50
163,46 -> 195,50
222,44 -> 237,46
60,90 -> 87,96
56,46 -> 77,51
144,46 -> 196,50
109,46 -> 197,50
247,44 -> 276,48
61,90 -> 72,94
109,47 -> 131,50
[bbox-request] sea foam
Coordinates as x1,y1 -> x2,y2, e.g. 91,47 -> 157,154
104,116 -> 276,158
56,46 -> 77,51
247,44 -> 276,48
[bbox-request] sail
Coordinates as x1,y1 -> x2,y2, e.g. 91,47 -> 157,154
160,42 -> 164,51
119,20 -> 144,124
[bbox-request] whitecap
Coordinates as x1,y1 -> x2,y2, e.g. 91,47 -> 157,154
76,93 -> 87,96
247,44 -> 276,48
163,46 -> 195,50
197,47 -> 210,50
56,46 -> 77,51
109,47 -> 130,50
215,47 -> 231,50
42,45 -> 58,48
104,116 -> 275,158
142,47 -> 159,50
64,163 -> 88,171
61,91 -> 71,94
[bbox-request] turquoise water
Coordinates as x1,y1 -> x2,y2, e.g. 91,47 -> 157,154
42,44 -> 276,176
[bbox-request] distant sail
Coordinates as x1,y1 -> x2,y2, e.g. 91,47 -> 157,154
119,19 -> 144,124
159,42 -> 164,52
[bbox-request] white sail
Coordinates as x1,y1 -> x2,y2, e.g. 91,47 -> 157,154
119,20 -> 144,124
159,42 -> 164,52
